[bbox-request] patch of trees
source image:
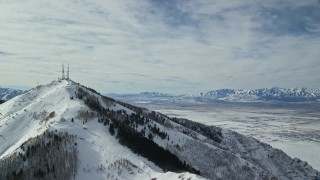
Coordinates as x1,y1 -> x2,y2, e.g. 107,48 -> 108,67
79,84 -> 117,106
149,124 -> 168,140
76,88 -> 116,118
98,117 -> 110,126
84,94 -> 102,112
171,117 -> 223,143
76,86 -> 144,117
107,158 -> 141,177
74,82 -> 114,98
75,87 -> 89,100
130,110 -> 174,129
30,110 -> 56,123
124,112 -> 149,126
105,110 -> 169,140
95,108 -> 198,174
77,109 -> 96,120
31,110 -> 47,120
101,96 -> 115,105
110,117 -> 200,174
115,100 -> 146,114
83,85 -> 99,95
0,131 -> 78,180
142,111 -> 172,127
48,111 -> 55,119
109,123 -> 115,136
76,88 -> 107,112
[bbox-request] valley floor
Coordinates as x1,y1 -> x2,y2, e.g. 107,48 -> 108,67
134,102 -> 320,171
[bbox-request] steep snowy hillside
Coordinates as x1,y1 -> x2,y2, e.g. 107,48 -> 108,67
0,80 -> 202,180
0,87 -> 23,101
0,80 -> 319,180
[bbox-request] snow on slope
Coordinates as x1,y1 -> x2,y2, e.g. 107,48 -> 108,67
0,80 -> 319,180
0,80 -> 203,180
0,81 -> 70,159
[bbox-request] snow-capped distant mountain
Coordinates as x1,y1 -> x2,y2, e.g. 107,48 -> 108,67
172,87 -> 320,103
1,80 -> 319,179
0,87 -> 24,101
110,88 -> 320,105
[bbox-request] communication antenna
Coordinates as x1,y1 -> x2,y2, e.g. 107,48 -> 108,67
67,64 -> 70,80
62,64 -> 65,79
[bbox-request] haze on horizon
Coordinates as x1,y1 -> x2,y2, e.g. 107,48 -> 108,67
0,0 -> 320,94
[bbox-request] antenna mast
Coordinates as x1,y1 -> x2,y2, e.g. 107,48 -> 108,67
67,64 -> 70,80
62,64 -> 65,79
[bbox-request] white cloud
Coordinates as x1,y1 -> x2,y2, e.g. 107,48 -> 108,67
0,0 -> 319,94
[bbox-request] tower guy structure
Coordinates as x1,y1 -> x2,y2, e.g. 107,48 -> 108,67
67,64 -> 69,80
62,64 -> 65,79
61,64 -> 70,80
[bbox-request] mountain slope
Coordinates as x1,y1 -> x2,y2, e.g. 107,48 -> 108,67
0,80 -> 319,179
0,80 -> 204,180
0,87 -> 24,101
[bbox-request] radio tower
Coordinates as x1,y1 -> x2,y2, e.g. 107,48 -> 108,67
62,64 -> 65,80
67,64 -> 70,80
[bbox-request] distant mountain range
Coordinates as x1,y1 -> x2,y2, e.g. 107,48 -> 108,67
2,87 -> 320,104
109,87 -> 320,103
0,87 -> 24,102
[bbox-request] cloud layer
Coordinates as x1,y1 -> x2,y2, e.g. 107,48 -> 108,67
0,0 -> 319,94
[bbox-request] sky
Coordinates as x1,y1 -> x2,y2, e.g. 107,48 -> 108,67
0,0 -> 320,94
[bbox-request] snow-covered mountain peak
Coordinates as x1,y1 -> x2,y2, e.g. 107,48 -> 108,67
0,80 -> 76,158
0,80 -> 319,179
0,80 -> 204,179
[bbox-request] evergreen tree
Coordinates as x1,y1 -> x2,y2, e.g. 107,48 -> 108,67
109,124 -> 115,136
